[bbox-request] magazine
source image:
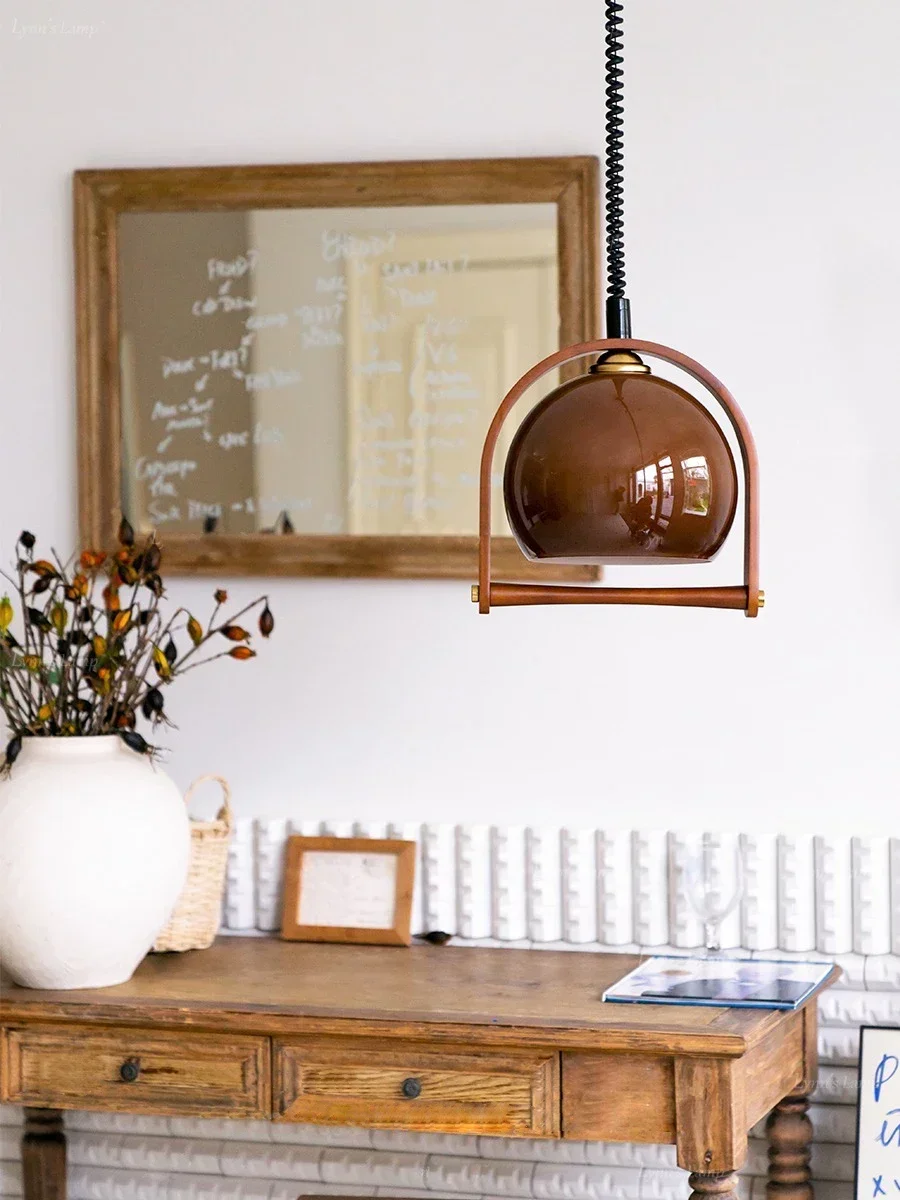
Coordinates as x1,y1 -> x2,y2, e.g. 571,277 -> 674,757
603,955 -> 833,1010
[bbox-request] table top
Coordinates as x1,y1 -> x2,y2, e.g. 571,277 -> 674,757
0,937 -> 838,1057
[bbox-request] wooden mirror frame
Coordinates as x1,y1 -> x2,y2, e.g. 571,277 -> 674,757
74,156 -> 601,580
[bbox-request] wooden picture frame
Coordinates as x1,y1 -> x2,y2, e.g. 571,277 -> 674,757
281,836 -> 415,946
74,156 -> 601,581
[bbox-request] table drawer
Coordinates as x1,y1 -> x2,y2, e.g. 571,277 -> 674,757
2,1024 -> 270,1117
275,1037 -> 559,1136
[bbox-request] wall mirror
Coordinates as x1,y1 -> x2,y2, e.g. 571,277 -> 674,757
75,157 -> 599,579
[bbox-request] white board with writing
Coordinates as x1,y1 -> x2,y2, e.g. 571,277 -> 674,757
856,1025 -> 900,1198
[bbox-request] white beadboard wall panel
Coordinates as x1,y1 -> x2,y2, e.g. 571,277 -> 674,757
524,827 -> 562,944
818,1025 -> 861,1065
485,1139 -> 587,1165
560,829 -> 597,945
166,1118 -> 269,1143
270,1123 -> 373,1148
372,1131 -> 480,1157
223,1141 -> 321,1181
813,1066 -> 859,1106
831,950 -> 866,991
865,953 -> 900,991
426,1155 -> 535,1196
422,823 -> 457,935
851,836 -> 892,956
807,1104 -> 857,1144
583,1145 -> 675,1171
705,833 -> 743,950
456,826 -> 492,941
813,837 -> 853,956
890,838 -> 900,957
818,987 -> 900,1029
630,831 -> 668,948
386,823 -> 425,936
224,818 -> 256,931
320,820 -> 356,839
352,821 -> 389,839
289,820 -> 324,838
638,1169 -> 701,1200
531,1162 -> 640,1200
491,826 -> 527,942
595,831 -> 633,947
254,819 -> 289,932
245,819 -> 898,953
666,832 -> 703,950
0,1159 -> 22,1196
776,836 -> 816,952
739,834 -> 778,951
322,1148 -> 427,1190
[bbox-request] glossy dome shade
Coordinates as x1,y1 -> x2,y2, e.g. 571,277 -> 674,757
502,354 -> 738,563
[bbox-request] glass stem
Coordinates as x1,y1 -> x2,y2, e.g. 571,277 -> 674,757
704,920 -> 721,955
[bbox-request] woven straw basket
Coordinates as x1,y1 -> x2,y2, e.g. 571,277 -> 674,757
153,774 -> 232,953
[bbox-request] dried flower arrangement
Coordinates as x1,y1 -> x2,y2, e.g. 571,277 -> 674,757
0,521 -> 273,772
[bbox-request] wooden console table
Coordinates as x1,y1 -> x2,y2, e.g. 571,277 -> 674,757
0,938 -> 838,1200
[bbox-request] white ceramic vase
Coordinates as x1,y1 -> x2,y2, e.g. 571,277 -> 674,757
0,736 -> 190,989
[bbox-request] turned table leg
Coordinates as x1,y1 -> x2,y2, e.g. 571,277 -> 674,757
22,1109 -> 66,1200
688,1171 -> 739,1198
766,1091 -> 813,1200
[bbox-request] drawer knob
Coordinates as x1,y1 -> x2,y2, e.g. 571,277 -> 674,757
119,1057 -> 141,1083
401,1076 -> 422,1099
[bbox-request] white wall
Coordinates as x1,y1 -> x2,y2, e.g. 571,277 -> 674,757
2,0 -> 899,835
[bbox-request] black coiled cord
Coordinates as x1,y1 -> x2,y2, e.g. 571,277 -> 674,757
604,0 -> 631,337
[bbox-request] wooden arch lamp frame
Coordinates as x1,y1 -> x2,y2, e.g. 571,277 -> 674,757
473,338 -> 763,618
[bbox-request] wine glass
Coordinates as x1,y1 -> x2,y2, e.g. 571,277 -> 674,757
684,838 -> 745,956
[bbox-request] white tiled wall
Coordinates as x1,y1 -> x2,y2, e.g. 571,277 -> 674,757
4,820 -> 895,1200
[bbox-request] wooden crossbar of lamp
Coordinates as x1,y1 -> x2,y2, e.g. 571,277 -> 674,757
473,339 -> 763,618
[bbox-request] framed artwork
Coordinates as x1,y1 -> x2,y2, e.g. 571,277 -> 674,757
281,836 -> 415,946
74,156 -> 600,581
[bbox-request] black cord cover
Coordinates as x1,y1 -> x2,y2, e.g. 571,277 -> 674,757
605,0 -> 631,338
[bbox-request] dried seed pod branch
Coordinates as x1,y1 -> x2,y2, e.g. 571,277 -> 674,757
0,527 -> 274,769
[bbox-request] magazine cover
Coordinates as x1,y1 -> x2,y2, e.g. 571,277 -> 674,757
603,956 -> 834,1010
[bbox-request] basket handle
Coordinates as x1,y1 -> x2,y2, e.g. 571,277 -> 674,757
184,773 -> 232,830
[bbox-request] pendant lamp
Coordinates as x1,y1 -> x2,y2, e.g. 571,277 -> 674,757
473,0 -> 762,618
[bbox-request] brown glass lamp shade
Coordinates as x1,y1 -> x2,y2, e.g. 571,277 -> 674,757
502,358 -> 738,564
475,339 -> 762,617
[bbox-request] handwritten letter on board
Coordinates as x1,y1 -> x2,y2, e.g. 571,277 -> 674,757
856,1026 -> 900,1198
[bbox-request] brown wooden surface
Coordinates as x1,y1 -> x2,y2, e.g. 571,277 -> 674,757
743,1010 -> 805,1130
688,1173 -> 739,1198
21,1110 -> 65,1200
765,1092 -> 814,1200
74,156 -> 602,582
281,837 -> 415,946
0,939 -> 833,1056
561,1053 -> 675,1143
275,1035 -> 558,1137
674,1057 -> 746,1173
1,938 -> 839,1199
476,338 -> 761,616
139,535 -> 601,583
4,1024 -> 269,1117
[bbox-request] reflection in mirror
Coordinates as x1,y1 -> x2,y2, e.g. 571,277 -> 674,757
118,205 -> 559,541
503,372 -> 738,562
